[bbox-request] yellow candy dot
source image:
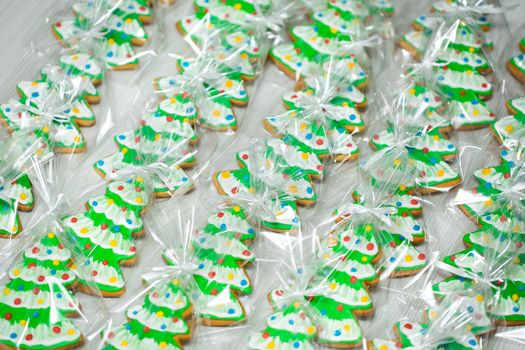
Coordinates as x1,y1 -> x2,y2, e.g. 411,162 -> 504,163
13,269 -> 20,277
136,197 -> 143,204
3,288 -> 10,295
37,298 -> 44,305
159,342 -> 167,349
125,18 -> 132,24
301,152 -> 309,160
506,125 -> 514,133
347,62 -> 355,70
405,255 -> 413,262
172,279 -> 180,285
136,177 -> 143,182
80,227 -> 88,234
399,184 -> 407,191
310,36 -> 318,42
433,135 -> 440,141
72,55 -> 79,60
288,185 -> 298,193
121,147 -> 128,154
225,80 -> 234,88
212,109 -> 221,117
361,296 -> 369,303
330,282 -> 337,290
469,47 -> 475,52
121,340 -> 128,347
109,240 -> 117,247
380,345 -> 388,350
476,294 -> 484,302
227,273 -> 234,280
365,225 -> 372,232
437,169 -> 445,177
343,324 -> 351,332
154,134 -> 161,141
226,240 -> 233,247
72,107 -> 80,114
361,256 -> 368,262
108,277 -> 117,283
514,257 -> 521,264
67,329 -> 75,335
300,123 -> 307,131
19,193 -> 27,200
53,259 -> 59,266
466,70 -> 472,75
306,326 -> 315,334
466,324 -> 473,332
484,199 -> 493,206
74,136 -> 81,143
284,55 -> 292,61
409,88 -> 416,95
20,320 -> 27,326
481,168 -> 492,175
11,226 -> 18,233
430,311 -> 438,318
156,311 -> 164,317
240,53 -> 248,59
31,81 -> 38,86
233,3 -> 242,10
42,126 -> 49,133
170,97 -> 177,104
175,298 -> 182,305
108,38 -> 115,45
233,206 -> 241,212
221,172 -> 231,179
393,158 -> 401,166
267,341 -> 275,349
107,199 -> 114,205
472,109 -> 479,116
512,294 -> 519,301
48,232 -> 55,238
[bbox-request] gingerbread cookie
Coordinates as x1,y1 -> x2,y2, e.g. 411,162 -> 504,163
456,159 -> 525,233
507,53 -> 525,84
52,0 -> 153,70
434,228 -> 525,325
0,231 -> 84,349
163,205 -> 255,326
62,178 -> 149,297
103,278 -> 193,350
492,97 -> 525,148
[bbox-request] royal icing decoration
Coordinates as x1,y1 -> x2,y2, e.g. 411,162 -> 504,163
0,231 -> 83,349
52,0 -> 153,70
103,279 -> 192,350
62,178 -> 149,296
162,206 -> 255,325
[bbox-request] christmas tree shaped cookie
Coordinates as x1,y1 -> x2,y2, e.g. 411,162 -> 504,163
270,1 -> 371,85
507,39 -> 525,84
176,0 -> 264,62
102,278 -> 193,350
370,298 -> 486,350
455,157 -> 525,233
0,231 -> 83,349
367,118 -> 461,195
433,228 -> 525,326
492,97 -> 525,148
248,301 -> 317,350
94,100 -> 196,197
0,197 -> 20,238
213,143 -> 316,232
153,52 -> 250,131
51,0 -> 153,70
163,205 -> 255,325
62,178 -> 149,297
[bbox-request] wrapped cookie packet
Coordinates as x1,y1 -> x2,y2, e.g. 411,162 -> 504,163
0,129 -> 53,239
0,160 -> 109,350
100,202 -> 257,349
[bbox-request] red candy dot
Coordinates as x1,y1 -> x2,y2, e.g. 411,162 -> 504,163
422,147 -> 429,153
172,317 -> 179,323
117,185 -> 124,191
336,304 -> 343,311
316,139 -> 324,145
404,323 -> 413,329
217,258 -> 225,264
62,274 -> 69,280
242,154 -> 248,160
85,243 -> 91,250
500,216 -> 507,222
208,272 -> 216,278
343,236 -> 350,242
366,243 -> 374,251
262,332 -> 270,339
4,313 -> 12,320
102,260 -> 108,266
481,83 -> 488,88
32,247 -> 40,254
210,289 -> 218,295
37,276 -> 45,282
101,224 -> 108,230
401,212 -> 408,217
167,116 -> 173,122
217,212 -> 224,218
410,199 -> 418,205
33,288 -> 40,295
71,217 -> 78,223
53,326 -> 61,334
390,241 -> 397,248
55,21 -> 61,27
242,250 -> 251,256
14,298 -> 21,305
92,271 -> 98,277
418,253 -> 426,260
143,327 -> 150,333
130,247 -> 136,252
25,334 -> 33,341
350,276 -> 357,283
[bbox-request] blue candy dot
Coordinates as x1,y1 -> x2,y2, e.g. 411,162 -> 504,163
118,134 -> 126,140
57,293 -> 62,299
220,223 -> 226,230
225,114 -> 234,121
50,269 -> 56,275
306,187 -> 313,194
113,225 -> 121,233
133,310 -> 138,315
469,339 -> 477,346
9,333 -> 16,339
31,92 -> 39,98
160,324 -> 167,330
305,133 -> 313,140
390,257 -> 396,262
198,264 -> 204,269
334,330 -> 341,336
396,201 -> 402,206
107,52 -> 114,58
288,319 -> 295,325
5,107 -> 11,113
349,114 -> 356,120
413,225 -> 420,231
182,61 -> 189,67
98,160 -> 105,166
33,312 -> 39,318
293,342 -> 300,348
92,201 -> 98,206
227,309 -> 235,314
240,280 -> 247,286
